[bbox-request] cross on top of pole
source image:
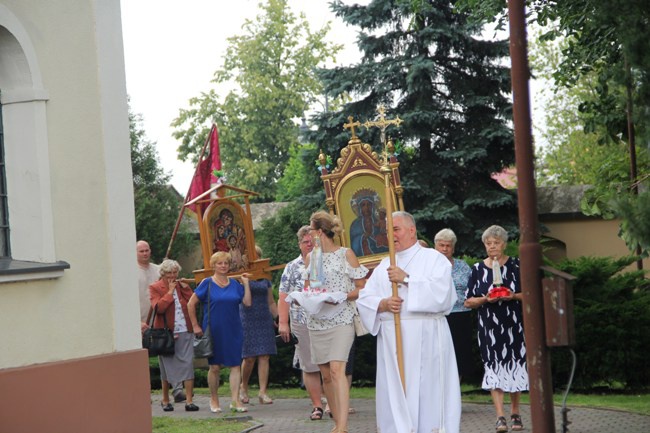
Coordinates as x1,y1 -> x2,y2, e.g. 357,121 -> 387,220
363,105 -> 403,165
343,115 -> 361,139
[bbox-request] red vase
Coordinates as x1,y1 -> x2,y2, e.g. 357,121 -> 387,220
488,285 -> 511,299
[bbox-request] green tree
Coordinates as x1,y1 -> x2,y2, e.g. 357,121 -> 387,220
460,0 -> 650,255
612,182 -> 650,257
171,0 -> 341,200
275,143 -> 323,201
130,108 -> 193,263
307,0 -> 518,255
529,28 -> 647,188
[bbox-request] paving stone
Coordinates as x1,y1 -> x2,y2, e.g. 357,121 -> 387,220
151,394 -> 650,432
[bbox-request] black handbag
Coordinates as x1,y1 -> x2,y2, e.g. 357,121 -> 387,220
193,285 -> 213,358
275,333 -> 298,347
142,305 -> 175,357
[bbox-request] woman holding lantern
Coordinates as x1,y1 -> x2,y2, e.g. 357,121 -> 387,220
464,225 -> 528,432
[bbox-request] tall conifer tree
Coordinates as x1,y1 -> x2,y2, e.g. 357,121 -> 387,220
309,0 -> 517,254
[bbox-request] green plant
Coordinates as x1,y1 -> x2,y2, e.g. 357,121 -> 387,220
153,417 -> 254,433
552,255 -> 650,389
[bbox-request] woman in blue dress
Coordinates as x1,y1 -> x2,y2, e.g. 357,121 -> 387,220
239,246 -> 278,405
189,251 -> 252,414
464,225 -> 528,432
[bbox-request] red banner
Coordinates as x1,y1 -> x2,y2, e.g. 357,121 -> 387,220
187,124 -> 221,213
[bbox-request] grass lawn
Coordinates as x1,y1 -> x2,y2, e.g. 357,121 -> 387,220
153,417 -> 256,433
458,385 -> 650,416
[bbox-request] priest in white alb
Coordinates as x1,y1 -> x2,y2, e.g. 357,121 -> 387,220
357,211 -> 461,433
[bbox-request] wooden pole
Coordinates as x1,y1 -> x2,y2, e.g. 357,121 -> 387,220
164,125 -> 215,259
507,1 -> 556,431
382,166 -> 405,391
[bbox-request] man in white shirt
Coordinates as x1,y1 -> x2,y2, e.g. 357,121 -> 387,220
137,240 -> 159,331
357,211 -> 461,433
137,240 -> 185,403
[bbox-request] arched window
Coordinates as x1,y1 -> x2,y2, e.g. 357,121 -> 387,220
0,9 -> 68,281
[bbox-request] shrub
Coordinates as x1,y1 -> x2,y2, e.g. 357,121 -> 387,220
551,255 -> 650,390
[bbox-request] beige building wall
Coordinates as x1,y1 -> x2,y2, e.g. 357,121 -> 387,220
0,1 -> 150,431
542,218 -> 649,271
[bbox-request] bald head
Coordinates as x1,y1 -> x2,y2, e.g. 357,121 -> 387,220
136,240 -> 152,266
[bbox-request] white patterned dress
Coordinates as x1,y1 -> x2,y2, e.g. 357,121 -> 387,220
465,256 -> 529,392
306,247 -> 368,331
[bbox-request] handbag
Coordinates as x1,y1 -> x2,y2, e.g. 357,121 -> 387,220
275,333 -> 298,347
193,284 -> 214,358
351,301 -> 369,337
142,305 -> 175,357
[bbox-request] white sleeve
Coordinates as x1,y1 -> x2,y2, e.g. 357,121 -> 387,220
406,254 -> 457,314
357,261 -> 389,336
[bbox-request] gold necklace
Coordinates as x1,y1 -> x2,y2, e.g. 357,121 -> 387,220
212,276 -> 229,286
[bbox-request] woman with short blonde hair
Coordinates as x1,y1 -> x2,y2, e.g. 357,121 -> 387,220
188,251 -> 252,413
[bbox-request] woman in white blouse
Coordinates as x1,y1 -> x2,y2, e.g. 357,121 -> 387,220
303,211 -> 368,433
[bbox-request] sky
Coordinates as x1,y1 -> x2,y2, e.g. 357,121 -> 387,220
121,0 -> 368,194
121,0 -> 542,194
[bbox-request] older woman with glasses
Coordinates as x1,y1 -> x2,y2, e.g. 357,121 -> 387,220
433,228 -> 474,382
464,225 -> 528,432
149,259 -> 198,412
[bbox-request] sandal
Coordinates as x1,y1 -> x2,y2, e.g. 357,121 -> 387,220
258,394 -> 273,404
511,413 -> 524,431
310,407 -> 324,421
239,389 -> 250,404
229,403 -> 248,413
496,416 -> 508,432
161,402 -> 174,412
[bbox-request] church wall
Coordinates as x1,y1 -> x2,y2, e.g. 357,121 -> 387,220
0,0 -> 140,366
0,1 -> 149,430
0,350 -> 151,433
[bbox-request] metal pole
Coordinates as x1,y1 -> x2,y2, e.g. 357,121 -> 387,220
507,1 -> 556,431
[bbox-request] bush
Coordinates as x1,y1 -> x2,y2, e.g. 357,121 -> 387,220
551,255 -> 650,390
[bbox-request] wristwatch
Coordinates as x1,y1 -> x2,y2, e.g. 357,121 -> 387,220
403,275 -> 410,284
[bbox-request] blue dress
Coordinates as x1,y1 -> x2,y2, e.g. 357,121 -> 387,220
194,277 -> 244,367
240,279 -> 277,358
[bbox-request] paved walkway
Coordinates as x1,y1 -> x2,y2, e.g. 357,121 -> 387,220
152,395 -> 650,432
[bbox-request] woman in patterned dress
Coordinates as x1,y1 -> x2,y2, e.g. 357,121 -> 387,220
239,245 -> 278,405
304,211 -> 368,433
464,225 -> 528,432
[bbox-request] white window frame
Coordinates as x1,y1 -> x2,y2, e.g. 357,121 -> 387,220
0,6 -> 68,282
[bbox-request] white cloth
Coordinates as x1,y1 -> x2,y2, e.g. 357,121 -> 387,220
357,243 -> 461,433
284,291 -> 348,319
302,248 -> 368,331
138,263 -> 159,322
